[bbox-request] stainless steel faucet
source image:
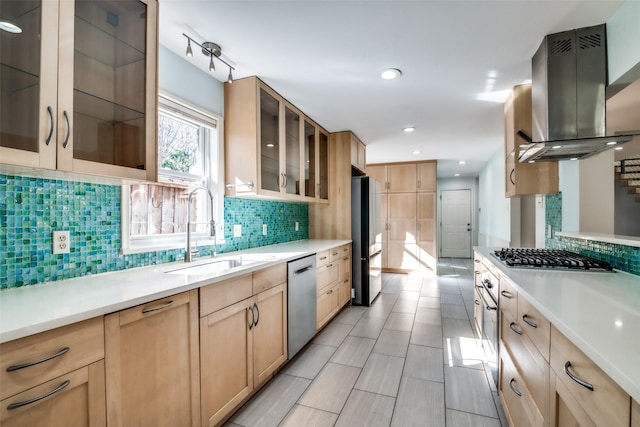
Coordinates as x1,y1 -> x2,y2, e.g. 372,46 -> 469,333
185,186 -> 216,262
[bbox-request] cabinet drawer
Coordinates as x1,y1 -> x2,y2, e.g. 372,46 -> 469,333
338,254 -> 351,280
499,350 -> 544,427
499,275 -> 518,321
330,244 -> 350,262
0,360 -> 106,425
0,317 -> 104,400
253,262 -> 286,295
517,296 -> 550,361
316,250 -> 330,267
550,326 -> 630,427
500,310 -> 549,419
200,274 -> 252,317
317,262 -> 339,295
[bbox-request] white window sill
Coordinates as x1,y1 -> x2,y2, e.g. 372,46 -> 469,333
122,237 -> 225,255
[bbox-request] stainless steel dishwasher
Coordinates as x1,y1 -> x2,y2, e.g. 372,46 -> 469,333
287,255 -> 317,359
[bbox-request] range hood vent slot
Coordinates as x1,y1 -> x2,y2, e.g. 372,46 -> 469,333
519,24 -> 637,163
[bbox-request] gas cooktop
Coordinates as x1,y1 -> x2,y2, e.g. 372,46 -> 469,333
492,248 -> 614,271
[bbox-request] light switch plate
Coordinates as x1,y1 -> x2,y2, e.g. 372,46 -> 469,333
262,224 -> 267,235
295,221 -> 299,231
52,230 -> 70,254
233,224 -> 242,238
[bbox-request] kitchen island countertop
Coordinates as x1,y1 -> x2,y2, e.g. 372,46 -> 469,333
0,239 -> 351,344
475,246 -> 640,403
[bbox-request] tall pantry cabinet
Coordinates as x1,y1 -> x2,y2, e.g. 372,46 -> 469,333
367,161 -> 437,271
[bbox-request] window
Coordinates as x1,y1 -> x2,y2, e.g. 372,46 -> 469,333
122,94 -> 223,254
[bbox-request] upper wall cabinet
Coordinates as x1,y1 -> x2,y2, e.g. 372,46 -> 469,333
225,76 -> 329,203
0,0 -> 158,181
505,84 -> 557,197
350,133 -> 366,174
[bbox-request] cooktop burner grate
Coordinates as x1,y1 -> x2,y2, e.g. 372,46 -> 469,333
493,248 -> 614,271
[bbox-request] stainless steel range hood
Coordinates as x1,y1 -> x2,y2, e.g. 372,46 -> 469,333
518,24 -> 635,163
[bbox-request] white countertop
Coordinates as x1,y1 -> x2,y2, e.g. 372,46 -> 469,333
0,239 -> 351,344
475,247 -> 640,403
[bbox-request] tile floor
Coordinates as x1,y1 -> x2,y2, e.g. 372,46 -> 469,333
226,258 -> 508,427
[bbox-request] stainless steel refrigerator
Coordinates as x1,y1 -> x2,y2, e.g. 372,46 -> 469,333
351,176 -> 382,306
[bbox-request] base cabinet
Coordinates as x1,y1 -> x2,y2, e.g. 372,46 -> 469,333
199,272 -> 287,427
316,244 -> 351,329
105,290 -> 200,427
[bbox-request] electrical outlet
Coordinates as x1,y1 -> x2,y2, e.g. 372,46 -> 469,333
262,224 -> 267,235
547,224 -> 552,238
52,230 -> 70,254
295,221 -> 299,231
233,224 -> 242,238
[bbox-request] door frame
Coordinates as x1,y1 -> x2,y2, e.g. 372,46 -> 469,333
439,188 -> 473,259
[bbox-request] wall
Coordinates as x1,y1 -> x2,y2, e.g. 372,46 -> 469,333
0,174 -> 308,288
478,147 -> 512,247
0,48 -> 311,288
607,0 -> 640,84
579,150 -> 615,234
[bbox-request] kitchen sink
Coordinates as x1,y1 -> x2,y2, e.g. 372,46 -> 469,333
165,257 -> 253,276
164,254 -> 278,276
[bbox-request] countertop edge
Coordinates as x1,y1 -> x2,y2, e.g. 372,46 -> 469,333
0,239 -> 351,344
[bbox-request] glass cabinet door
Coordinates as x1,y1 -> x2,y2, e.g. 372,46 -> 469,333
62,0 -> 148,170
304,120 -> 316,198
284,106 -> 300,195
259,88 -> 280,192
0,0 -> 58,169
318,131 -> 329,200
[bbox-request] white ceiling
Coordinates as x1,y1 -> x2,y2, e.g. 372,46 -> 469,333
158,0 -> 625,178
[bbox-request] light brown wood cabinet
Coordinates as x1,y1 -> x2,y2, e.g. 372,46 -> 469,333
225,76 -> 329,203
0,317 -> 106,426
0,0 -> 158,181
632,399 -> 640,427
371,161 -> 437,272
350,134 -> 366,173
105,290 -> 200,427
548,325 -> 630,427
504,84 -> 558,197
316,244 -> 352,329
199,266 -> 287,427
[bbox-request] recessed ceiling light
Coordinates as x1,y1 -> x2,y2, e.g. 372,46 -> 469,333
403,127 -> 415,133
0,19 -> 22,34
615,147 -> 623,151
454,173 -> 460,177
266,143 -> 274,148
458,160 -> 466,165
570,157 -> 578,161
412,150 -> 421,155
606,141 -> 617,146
528,160 -> 535,164
552,145 -> 562,149
381,68 -> 402,80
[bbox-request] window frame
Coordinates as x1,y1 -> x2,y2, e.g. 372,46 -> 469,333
121,93 -> 225,255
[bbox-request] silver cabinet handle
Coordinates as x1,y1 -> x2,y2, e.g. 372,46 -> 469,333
248,305 -> 255,330
509,378 -> 522,397
283,173 -> 287,188
7,380 -> 71,410
485,304 -> 497,311
474,299 -> 480,306
564,361 -> 594,391
45,106 -> 54,146
326,263 -> 333,269
327,289 -> 333,295
510,169 -> 516,185
141,300 -> 173,314
501,290 -> 514,299
522,314 -> 538,328
343,279 -> 349,284
6,347 -> 70,372
319,256 -> 327,261
294,265 -> 313,276
509,322 -> 522,335
62,110 -> 70,149
253,303 -> 260,327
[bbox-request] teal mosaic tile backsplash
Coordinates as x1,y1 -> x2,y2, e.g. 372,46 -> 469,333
544,192 -> 640,276
0,174 -> 308,288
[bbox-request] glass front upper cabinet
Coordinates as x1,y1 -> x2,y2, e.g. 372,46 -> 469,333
284,106 -> 300,195
304,120 -> 316,198
318,131 -> 329,200
0,0 -> 157,181
259,88 -> 280,192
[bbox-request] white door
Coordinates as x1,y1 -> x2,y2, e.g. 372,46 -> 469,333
440,189 -> 471,258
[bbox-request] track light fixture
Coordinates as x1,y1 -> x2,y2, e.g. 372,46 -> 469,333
183,33 -> 235,83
